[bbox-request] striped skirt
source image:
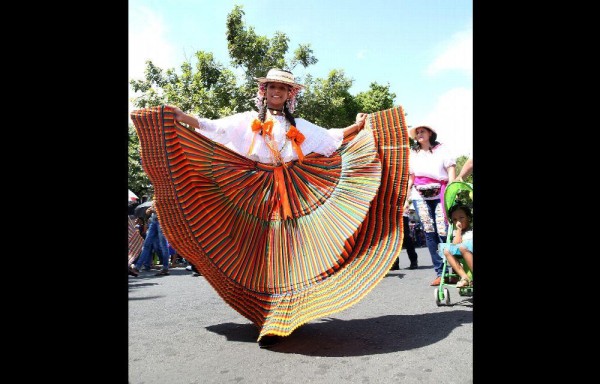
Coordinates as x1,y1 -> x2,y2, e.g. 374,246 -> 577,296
130,105 -> 410,340
128,216 -> 144,266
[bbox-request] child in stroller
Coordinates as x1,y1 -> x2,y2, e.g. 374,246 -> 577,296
439,204 -> 473,288
434,180 -> 473,306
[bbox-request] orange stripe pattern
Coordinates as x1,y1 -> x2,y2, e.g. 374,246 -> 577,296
130,105 -> 409,339
128,216 -> 144,266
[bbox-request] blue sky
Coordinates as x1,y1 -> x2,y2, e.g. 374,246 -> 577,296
129,0 -> 472,157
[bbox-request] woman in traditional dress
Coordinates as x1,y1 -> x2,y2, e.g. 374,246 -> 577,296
130,68 -> 410,348
171,68 -> 367,167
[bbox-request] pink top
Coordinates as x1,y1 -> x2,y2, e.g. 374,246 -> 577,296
409,144 -> 455,201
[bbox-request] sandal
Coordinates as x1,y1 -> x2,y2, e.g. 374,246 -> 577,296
456,277 -> 471,288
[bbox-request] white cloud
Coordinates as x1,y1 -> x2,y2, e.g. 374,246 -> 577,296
426,28 -> 473,77
356,50 -> 367,60
129,6 -> 178,81
128,5 -> 180,119
423,87 -> 473,158
419,25 -> 473,158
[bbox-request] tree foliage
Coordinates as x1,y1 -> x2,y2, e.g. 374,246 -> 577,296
455,155 -> 473,184
128,5 -> 401,190
355,82 -> 396,113
128,124 -> 152,199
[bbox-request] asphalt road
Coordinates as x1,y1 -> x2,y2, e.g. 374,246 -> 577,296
128,246 -> 473,384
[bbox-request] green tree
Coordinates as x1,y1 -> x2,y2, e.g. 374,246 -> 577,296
455,155 -> 473,184
297,70 -> 359,127
128,124 -> 152,199
355,82 -> 396,113
129,4 -> 397,188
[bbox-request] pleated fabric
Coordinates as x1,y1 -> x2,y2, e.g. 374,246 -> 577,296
130,105 -> 409,339
128,216 -> 144,266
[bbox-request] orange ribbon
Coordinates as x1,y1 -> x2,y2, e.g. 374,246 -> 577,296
262,120 -> 273,136
273,166 -> 292,220
286,125 -> 305,163
247,119 -> 274,156
251,119 -> 263,133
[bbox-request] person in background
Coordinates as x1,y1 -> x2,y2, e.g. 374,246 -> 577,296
455,157 -> 473,182
402,210 -> 419,269
133,216 -> 154,270
129,201 -> 171,276
439,204 -> 473,288
166,240 -> 183,268
185,263 -> 202,277
134,217 -> 146,239
390,201 -> 419,270
128,200 -> 138,216
128,216 -> 144,277
403,124 -> 456,286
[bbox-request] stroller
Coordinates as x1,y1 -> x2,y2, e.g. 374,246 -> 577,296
434,181 -> 473,306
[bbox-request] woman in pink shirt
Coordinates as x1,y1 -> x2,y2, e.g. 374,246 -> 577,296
403,124 -> 456,286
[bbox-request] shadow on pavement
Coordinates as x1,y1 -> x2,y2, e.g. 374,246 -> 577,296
128,281 -> 159,290
384,273 -> 405,279
129,296 -> 164,301
206,310 -> 472,356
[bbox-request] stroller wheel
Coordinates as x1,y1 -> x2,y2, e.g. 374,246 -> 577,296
434,288 -> 442,306
443,288 -> 451,305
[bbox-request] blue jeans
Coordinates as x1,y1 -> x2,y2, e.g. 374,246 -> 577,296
413,199 -> 447,276
135,215 -> 169,271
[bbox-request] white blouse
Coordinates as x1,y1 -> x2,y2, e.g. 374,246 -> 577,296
195,111 -> 345,164
409,143 -> 456,200
462,229 -> 473,241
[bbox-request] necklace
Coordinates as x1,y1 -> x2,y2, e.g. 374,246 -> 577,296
263,116 -> 291,163
264,117 -> 290,147
268,107 -> 284,115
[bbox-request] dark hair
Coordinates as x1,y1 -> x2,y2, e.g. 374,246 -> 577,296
258,83 -> 297,128
449,203 -> 472,220
411,127 -> 440,152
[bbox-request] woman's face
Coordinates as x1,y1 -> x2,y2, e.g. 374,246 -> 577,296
415,127 -> 431,144
451,208 -> 471,230
266,82 -> 290,109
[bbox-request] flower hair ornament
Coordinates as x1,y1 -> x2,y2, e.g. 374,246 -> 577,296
254,82 -> 267,111
254,82 -> 300,114
286,86 -> 299,113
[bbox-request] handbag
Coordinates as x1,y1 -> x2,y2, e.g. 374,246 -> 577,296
415,182 -> 441,199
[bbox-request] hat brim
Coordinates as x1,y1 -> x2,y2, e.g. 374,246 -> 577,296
408,125 -> 436,139
255,77 -> 304,89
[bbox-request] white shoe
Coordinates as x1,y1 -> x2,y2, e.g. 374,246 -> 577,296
185,265 -> 192,271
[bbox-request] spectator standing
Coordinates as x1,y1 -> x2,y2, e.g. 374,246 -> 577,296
390,205 -> 419,270
404,124 -> 456,286
130,201 -> 170,276
134,217 -> 146,239
455,157 -> 473,182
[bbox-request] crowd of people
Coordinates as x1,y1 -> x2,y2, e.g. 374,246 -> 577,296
128,67 -> 473,348
128,199 -> 189,277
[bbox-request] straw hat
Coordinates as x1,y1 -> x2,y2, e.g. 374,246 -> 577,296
255,68 -> 304,89
408,124 -> 437,141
